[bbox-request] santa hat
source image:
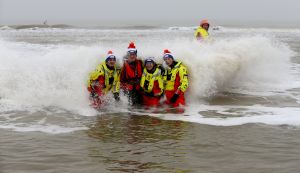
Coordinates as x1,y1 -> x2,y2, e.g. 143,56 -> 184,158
106,50 -> 116,61
144,57 -> 156,64
127,42 -> 137,54
163,49 -> 174,59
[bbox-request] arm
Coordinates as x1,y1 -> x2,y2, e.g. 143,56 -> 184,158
97,76 -> 105,88
120,65 -> 127,83
87,64 -> 104,89
177,65 -> 188,94
194,27 -> 202,40
152,80 -> 163,97
153,73 -> 164,96
113,68 -> 121,94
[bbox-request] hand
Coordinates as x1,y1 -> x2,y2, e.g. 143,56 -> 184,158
113,93 -> 120,101
154,93 -> 162,97
90,91 -> 98,98
170,94 -> 179,103
91,80 -> 99,89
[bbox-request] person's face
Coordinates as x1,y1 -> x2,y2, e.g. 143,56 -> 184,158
128,52 -> 137,62
202,23 -> 209,30
106,58 -> 116,67
145,62 -> 154,71
164,57 -> 173,66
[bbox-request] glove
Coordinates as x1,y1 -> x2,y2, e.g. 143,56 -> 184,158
113,93 -> 120,101
170,94 -> 179,103
91,80 -> 99,86
91,80 -> 99,89
90,91 -> 98,98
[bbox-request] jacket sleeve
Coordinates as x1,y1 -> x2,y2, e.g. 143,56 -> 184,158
98,75 -> 105,88
120,65 -> 126,83
153,75 -> 164,96
194,27 -> 201,38
87,64 -> 104,87
178,65 -> 188,93
112,68 -> 121,93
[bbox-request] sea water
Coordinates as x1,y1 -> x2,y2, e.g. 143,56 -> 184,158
1,25 -> 300,173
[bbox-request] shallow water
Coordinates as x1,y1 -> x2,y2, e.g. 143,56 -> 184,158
2,115 -> 300,173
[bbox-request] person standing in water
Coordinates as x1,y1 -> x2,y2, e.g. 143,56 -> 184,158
120,42 -> 144,106
140,57 -> 164,107
194,19 -> 210,41
162,49 -> 188,110
87,50 -> 120,108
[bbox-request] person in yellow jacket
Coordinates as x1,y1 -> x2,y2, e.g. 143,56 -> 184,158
87,50 -> 120,108
162,49 -> 188,108
140,57 -> 164,107
194,19 -> 210,41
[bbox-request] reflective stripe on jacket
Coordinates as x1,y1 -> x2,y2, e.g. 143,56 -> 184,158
140,66 -> 164,96
88,62 -> 120,93
163,61 -> 188,93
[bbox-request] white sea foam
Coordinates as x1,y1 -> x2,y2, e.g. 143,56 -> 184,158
0,123 -> 88,134
147,104 -> 300,126
0,35 -> 294,109
0,28 -> 299,133
0,26 -> 14,30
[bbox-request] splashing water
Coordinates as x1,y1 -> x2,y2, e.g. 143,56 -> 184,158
0,27 -> 299,133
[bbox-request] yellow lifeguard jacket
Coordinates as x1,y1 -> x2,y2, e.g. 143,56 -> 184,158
164,61 -> 188,92
140,67 -> 164,95
194,27 -> 209,40
88,62 -> 120,93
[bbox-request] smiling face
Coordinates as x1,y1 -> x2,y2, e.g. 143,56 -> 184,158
202,23 -> 209,30
145,62 -> 154,71
164,57 -> 174,66
127,52 -> 137,63
106,58 -> 116,67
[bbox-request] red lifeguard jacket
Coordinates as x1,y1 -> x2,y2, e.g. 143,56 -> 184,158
120,59 -> 143,91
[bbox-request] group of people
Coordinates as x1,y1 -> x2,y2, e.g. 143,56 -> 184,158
87,42 -> 188,110
87,19 -> 210,110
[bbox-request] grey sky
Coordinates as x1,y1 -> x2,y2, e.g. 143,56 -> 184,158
0,0 -> 299,27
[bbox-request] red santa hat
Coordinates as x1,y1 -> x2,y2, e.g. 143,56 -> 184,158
106,50 -> 116,61
127,42 -> 137,54
163,49 -> 174,59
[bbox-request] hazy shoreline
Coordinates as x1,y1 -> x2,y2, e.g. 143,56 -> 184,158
1,23 -> 300,30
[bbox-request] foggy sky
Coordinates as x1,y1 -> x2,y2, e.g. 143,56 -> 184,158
0,0 -> 299,27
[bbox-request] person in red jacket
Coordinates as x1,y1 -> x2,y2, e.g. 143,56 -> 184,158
120,42 -> 143,105
140,57 -> 164,107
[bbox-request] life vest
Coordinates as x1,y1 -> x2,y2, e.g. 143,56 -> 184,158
121,59 -> 143,84
140,67 -> 164,96
164,61 -> 188,92
194,27 -> 209,40
88,62 -> 120,93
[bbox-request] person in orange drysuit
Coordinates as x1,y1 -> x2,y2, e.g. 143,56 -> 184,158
120,42 -> 143,106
